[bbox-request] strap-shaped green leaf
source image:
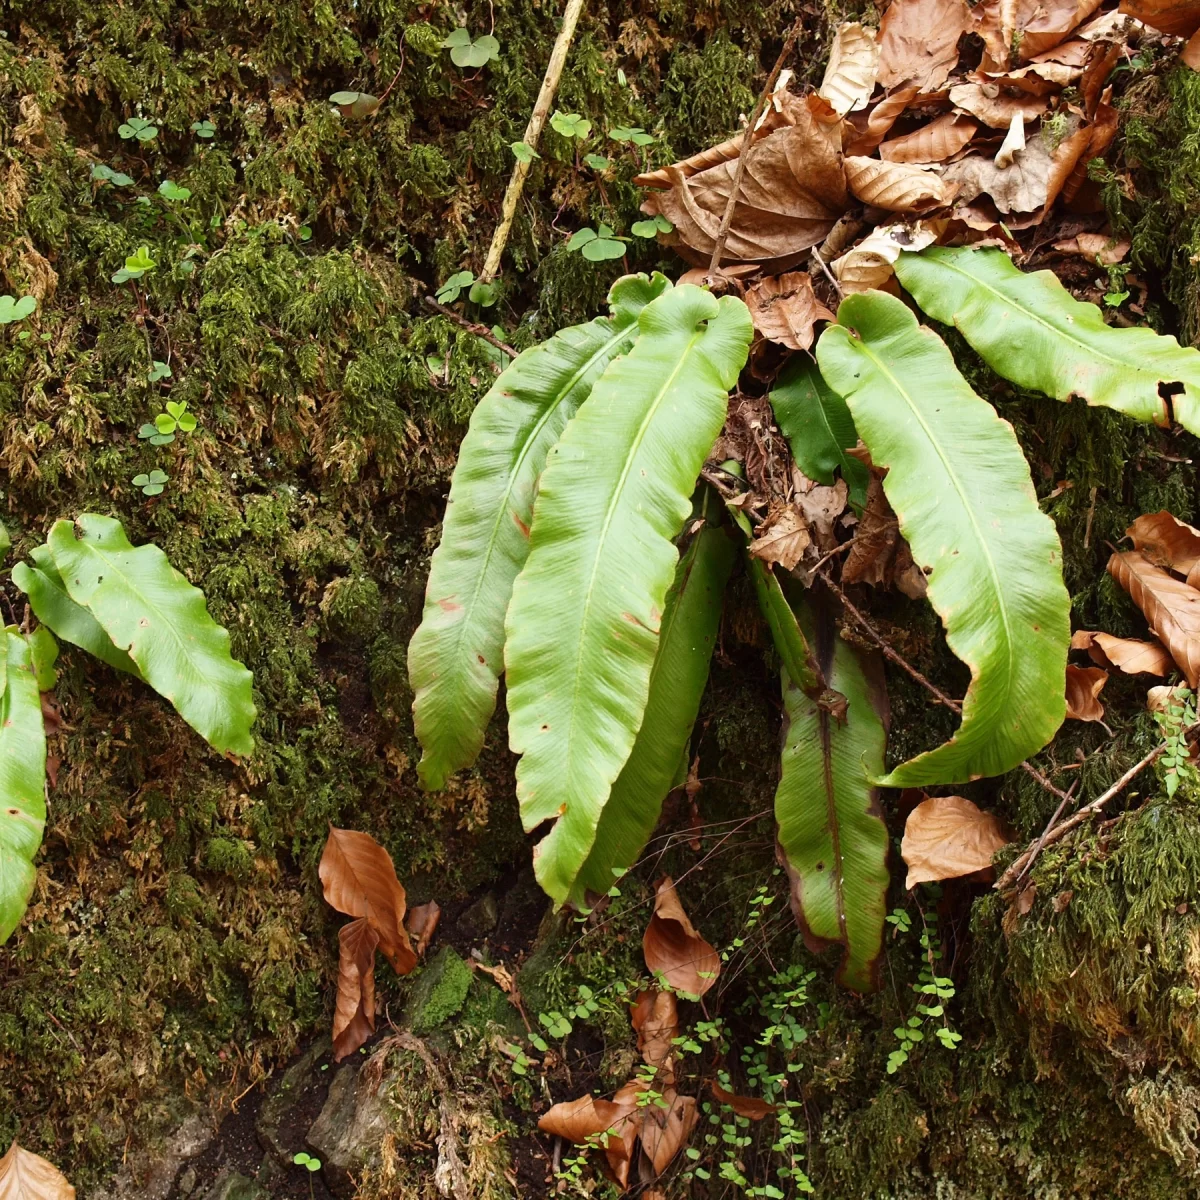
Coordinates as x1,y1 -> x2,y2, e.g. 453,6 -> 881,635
506,285 -> 752,902
13,545 -> 143,679
567,522 -> 735,909
0,630 -> 47,944
769,356 -> 869,511
776,596 -> 888,993
816,291 -> 1069,785
895,246 -> 1200,436
46,514 -> 256,757
409,273 -> 670,791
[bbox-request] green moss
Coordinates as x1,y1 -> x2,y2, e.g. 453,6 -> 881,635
406,947 -> 473,1033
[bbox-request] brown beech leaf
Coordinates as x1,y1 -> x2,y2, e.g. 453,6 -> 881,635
644,877 -> 720,997
0,1144 -> 75,1200
319,826 -> 417,975
1119,0 -> 1200,36
1065,664 -> 1108,722
977,0 -> 1106,66
948,83 -> 1049,129
879,113 -> 979,163
994,111 -> 1027,168
333,916 -> 379,1061
638,1090 -> 700,1175
1108,551 -> 1200,687
833,221 -> 939,292
901,795 -> 1011,888
943,128 -> 1057,213
404,900 -> 441,958
820,22 -> 881,115
538,1087 -> 641,1187
794,477 -> 850,551
844,156 -> 955,211
632,989 -> 679,1071
744,272 -> 834,351
710,1081 -> 777,1120
845,85 -> 922,156
639,96 -> 847,270
877,0 -> 972,89
1184,27 -> 1200,67
1052,232 -> 1130,263
1127,511 -> 1200,584
842,473 -> 928,598
749,505 -> 812,572
1070,629 -> 1174,676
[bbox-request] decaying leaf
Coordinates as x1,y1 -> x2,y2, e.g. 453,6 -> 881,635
995,111 -> 1028,169
405,900 -> 441,957
1065,663 -> 1108,721
1148,684 -> 1192,714
841,473 -> 928,599
1127,510 -> 1200,586
744,271 -> 834,351
877,0 -> 972,90
794,477 -> 849,552
1108,551 -> 1200,687
643,876 -> 720,997
901,794 -> 1011,888
0,1144 -> 74,1200
1053,232 -> 1130,263
845,85 -> 921,156
844,156 -> 955,212
632,989 -> 679,1070
1071,629 -> 1173,675
948,84 -> 1049,129
710,1081 -> 777,1119
976,0 -> 1106,66
538,1087 -> 641,1187
749,505 -> 812,572
333,916 -> 379,1061
943,127 -> 1056,213
1118,0 -> 1200,36
820,22 -> 881,115
879,113 -> 979,163
832,221 -> 938,292
638,1091 -> 700,1174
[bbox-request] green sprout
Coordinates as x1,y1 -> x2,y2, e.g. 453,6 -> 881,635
510,141 -> 539,164
631,214 -> 673,239
91,163 -> 134,187
567,224 -> 627,262
157,180 -> 192,201
132,469 -> 168,496
140,399 -> 195,445
0,295 -> 36,325
118,116 -> 158,142
550,110 -> 591,139
329,90 -> 380,119
112,246 -> 157,285
441,28 -> 500,68
609,125 -> 655,146
190,119 -> 216,138
147,360 -> 172,384
436,270 -> 476,304
583,153 -> 610,171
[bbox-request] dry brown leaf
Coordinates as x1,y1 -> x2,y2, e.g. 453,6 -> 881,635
879,112 -> 979,162
948,83 -> 1049,128
710,1081 -> 777,1119
1184,26 -> 1200,67
749,505 -> 812,572
405,900 -> 441,958
1148,684 -> 1192,714
1080,41 -> 1123,117
1109,551 -> 1200,687
333,916 -> 379,1061
1076,8 -> 1145,37
1119,0 -> 1200,35
744,271 -> 834,351
845,85 -> 922,155
832,221 -> 939,292
901,795 -> 1011,888
0,1144 -> 75,1200
643,877 -> 721,997
794,477 -> 850,550
977,0 -> 1106,66
820,22 -> 881,115
320,826 -> 417,975
943,128 -> 1054,212
877,0 -> 972,90
844,156 -> 955,211
1070,629 -> 1174,675
632,989 -> 679,1071
842,473 -> 928,598
638,1090 -> 700,1175
1052,232 -> 1130,263
639,96 -> 848,270
995,110 -> 1028,168
1065,664 -> 1108,721
538,1087 -> 641,1187
1127,510 -> 1200,583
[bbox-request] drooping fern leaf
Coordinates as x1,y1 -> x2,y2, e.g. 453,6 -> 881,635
408,273 -> 670,791
895,246 -> 1200,436
816,291 -> 1069,786
506,285 -> 752,903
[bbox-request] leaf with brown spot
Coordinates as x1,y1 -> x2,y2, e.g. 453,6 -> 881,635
1071,629 -> 1173,675
877,0 -> 972,90
744,271 -> 834,351
0,1143 -> 75,1200
948,84 -> 1050,129
832,221 -> 939,292
844,156 -> 956,212
710,1081 -> 777,1119
879,113 -> 979,163
643,876 -> 720,997
404,900 -> 441,957
1065,664 -> 1108,722
333,917 -> 379,1061
638,1090 -> 700,1175
1108,551 -> 1200,687
319,826 -> 417,975
819,21 -> 881,116
900,795 -> 1011,888
632,989 -> 679,1071
1127,511 -> 1200,584
1118,0 -> 1200,36
749,505 -> 812,572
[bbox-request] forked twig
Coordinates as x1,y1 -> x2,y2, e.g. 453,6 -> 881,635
423,295 -> 518,358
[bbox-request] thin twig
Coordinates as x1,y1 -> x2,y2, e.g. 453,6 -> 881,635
1013,777 -> 1078,889
706,17 -> 804,276
423,295 -> 518,358
810,245 -> 845,302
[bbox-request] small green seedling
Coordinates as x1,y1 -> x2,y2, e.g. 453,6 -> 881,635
583,153 -> 610,171
140,399 -> 194,445
609,125 -> 655,146
118,116 -> 158,142
133,469 -> 168,496
567,224 -> 627,262
510,141 -> 539,164
442,28 -> 500,67
0,295 -> 36,324
293,1152 -> 322,1172
191,119 -> 216,138
112,246 -> 157,284
631,214 -> 673,239
91,163 -> 134,187
550,110 -> 591,139
157,180 -> 192,201
469,280 -> 497,307
147,360 -> 172,384
329,90 -> 380,119
436,270 -> 476,304
617,68 -> 628,86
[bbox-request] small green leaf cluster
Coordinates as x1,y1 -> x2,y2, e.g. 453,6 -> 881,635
886,907 -> 959,1074
132,469 -> 169,496
566,224 -> 627,261
435,269 -> 496,307
292,1151 -> 321,1172
329,90 -> 380,119
441,28 -> 499,68
119,115 -> 158,141
112,245 -> 157,284
550,110 -> 591,140
190,119 -> 216,139
91,163 -> 134,187
609,125 -> 655,146
1152,687 -> 1199,799
0,295 -> 36,324
139,399 -> 195,446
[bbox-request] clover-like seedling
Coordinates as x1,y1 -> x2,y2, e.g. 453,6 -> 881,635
132,469 -> 168,496
91,163 -> 134,187
191,119 -> 216,139
157,180 -> 192,201
468,280 -> 497,307
436,270 -> 476,304
293,1152 -> 322,1172
329,90 -> 380,119
139,400 -> 195,446
441,28 -> 500,68
566,224 -> 627,262
0,295 -> 36,325
583,153 -> 610,171
550,110 -> 591,140
609,125 -> 655,147
631,214 -> 674,239
147,360 -> 172,384
118,116 -> 158,142
112,246 -> 157,285
510,141 -> 539,165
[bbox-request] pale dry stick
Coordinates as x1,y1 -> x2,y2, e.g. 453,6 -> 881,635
423,295 -> 519,358
1013,777 -> 1078,890
478,0 -> 586,283
706,17 -> 806,277
810,245 -> 846,302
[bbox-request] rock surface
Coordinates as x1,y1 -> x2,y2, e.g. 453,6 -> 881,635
305,1065 -> 391,1198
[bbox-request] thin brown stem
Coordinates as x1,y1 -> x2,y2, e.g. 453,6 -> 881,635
423,295 -> 518,358
811,245 -> 845,302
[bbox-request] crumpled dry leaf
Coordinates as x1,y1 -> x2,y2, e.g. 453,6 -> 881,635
744,271 -> 834,350
405,900 -> 441,958
1118,0 -> 1200,36
901,795 -> 1011,888
1071,629 -> 1174,675
710,1081 -> 777,1119
1148,684 -> 1193,714
794,476 -> 850,551
750,505 -> 812,572
948,83 -> 1049,129
639,95 -> 847,270
644,877 -> 721,997
1053,232 -> 1130,263
320,826 -> 417,975
995,110 -> 1028,168
845,85 -> 922,156
820,22 -> 881,115
538,1087 -> 642,1187
833,221 -> 940,292
877,0 -> 972,90
638,1091 -> 700,1175
1065,663 -> 1108,721
1127,510 -> 1200,585
632,989 -> 679,1071
0,1143 -> 75,1200
879,113 -> 979,163
333,916 -> 379,1061
844,156 -> 955,211
1109,551 -> 1200,687
976,0 -> 1106,66
841,473 -> 928,598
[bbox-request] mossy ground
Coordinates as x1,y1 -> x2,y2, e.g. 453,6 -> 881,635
3,2 -> 1200,1197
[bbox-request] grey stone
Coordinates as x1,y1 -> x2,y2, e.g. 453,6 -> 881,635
256,1035 -> 333,1166
176,1166 -> 198,1197
90,1109 -> 213,1200
200,1170 -> 270,1200
306,1064 -> 390,1198
458,890 -> 499,940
